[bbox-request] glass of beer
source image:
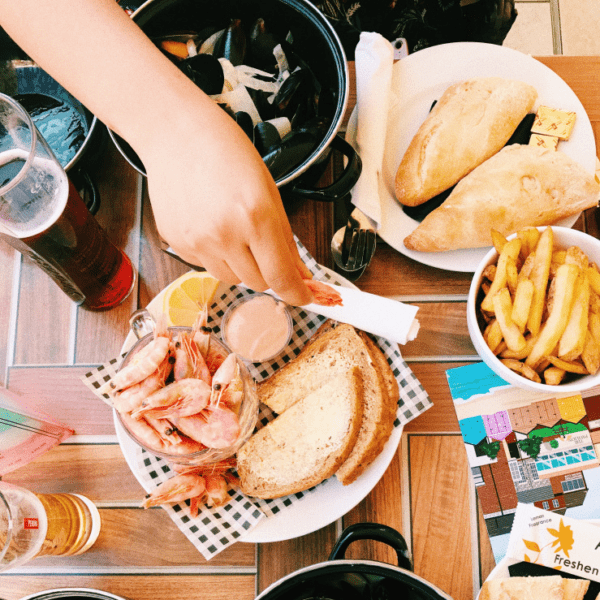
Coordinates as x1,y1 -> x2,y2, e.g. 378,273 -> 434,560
0,93 -> 136,310
0,481 -> 101,572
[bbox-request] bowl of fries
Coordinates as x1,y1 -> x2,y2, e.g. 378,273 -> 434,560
468,225 -> 600,392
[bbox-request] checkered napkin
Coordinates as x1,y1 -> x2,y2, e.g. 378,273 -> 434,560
82,241 -> 432,559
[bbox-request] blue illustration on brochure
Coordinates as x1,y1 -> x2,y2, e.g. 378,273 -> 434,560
446,362 -> 600,565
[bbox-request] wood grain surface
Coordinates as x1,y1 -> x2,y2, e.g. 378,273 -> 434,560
1,56 -> 599,600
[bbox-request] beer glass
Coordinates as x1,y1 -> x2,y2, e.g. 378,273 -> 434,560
0,93 -> 136,310
0,481 -> 101,572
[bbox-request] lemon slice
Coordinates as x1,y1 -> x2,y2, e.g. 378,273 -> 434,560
162,271 -> 220,326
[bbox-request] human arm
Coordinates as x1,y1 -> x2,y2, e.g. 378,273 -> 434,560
0,0 -> 313,305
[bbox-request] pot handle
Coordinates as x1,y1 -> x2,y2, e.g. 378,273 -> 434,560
286,134 -> 362,202
70,166 -> 101,215
328,522 -> 412,572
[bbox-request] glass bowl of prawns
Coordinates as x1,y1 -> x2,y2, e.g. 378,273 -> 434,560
107,308 -> 259,468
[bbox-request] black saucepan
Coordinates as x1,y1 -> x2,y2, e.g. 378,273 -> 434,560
109,0 -> 361,202
257,523 -> 454,600
12,62 -> 106,214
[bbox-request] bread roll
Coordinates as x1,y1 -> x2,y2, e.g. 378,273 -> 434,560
403,145 -> 600,252
395,77 -> 538,207
480,576 -> 565,600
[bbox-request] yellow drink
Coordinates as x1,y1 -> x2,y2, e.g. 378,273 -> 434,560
35,493 -> 100,557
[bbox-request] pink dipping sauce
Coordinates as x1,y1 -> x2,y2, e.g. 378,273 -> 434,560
224,295 -> 291,362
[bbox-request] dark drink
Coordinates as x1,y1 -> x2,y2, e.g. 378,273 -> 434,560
0,94 -> 135,310
0,178 -> 135,310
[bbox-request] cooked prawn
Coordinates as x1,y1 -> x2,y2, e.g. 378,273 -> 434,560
210,353 -> 238,405
191,303 -> 211,357
131,378 -> 211,420
106,335 -> 172,393
120,412 -> 165,452
203,474 -> 230,508
144,415 -> 182,446
303,279 -> 343,307
142,473 -> 206,509
172,406 -> 240,449
177,331 -> 211,385
111,358 -> 172,414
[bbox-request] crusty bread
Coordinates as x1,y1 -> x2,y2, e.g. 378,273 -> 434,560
404,145 -> 600,252
479,576 -> 564,600
395,77 -> 538,207
257,321 -> 399,486
564,579 -> 590,600
237,367 -> 363,499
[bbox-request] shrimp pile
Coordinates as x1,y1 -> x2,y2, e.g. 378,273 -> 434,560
103,308 -> 244,511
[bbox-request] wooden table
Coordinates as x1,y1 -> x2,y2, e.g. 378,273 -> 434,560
1,55 -> 599,600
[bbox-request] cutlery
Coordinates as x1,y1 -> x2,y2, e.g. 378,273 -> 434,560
331,205 -> 377,279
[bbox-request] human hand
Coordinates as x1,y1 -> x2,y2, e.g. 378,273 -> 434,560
140,96 -> 314,307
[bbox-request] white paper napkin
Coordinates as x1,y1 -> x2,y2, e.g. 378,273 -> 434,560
257,284 -> 420,346
352,32 -> 395,229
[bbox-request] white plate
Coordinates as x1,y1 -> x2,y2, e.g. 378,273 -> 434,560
346,42 -> 597,272
478,519 -> 600,597
115,267 -> 403,543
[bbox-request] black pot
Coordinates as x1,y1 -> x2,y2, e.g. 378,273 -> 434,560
257,523 -> 454,600
20,591 -> 128,600
12,62 -> 106,214
109,0 -> 361,202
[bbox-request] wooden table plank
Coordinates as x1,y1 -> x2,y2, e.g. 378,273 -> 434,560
0,576 -> 256,600
409,435 -> 474,600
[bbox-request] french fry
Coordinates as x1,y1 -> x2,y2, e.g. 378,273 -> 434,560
511,279 -> 534,333
484,319 -> 503,354
525,263 -> 579,369
501,358 -> 542,383
518,227 -> 541,262
588,265 -> 600,296
500,334 -> 537,360
552,250 -> 567,265
546,355 -> 589,374
558,269 -> 590,361
526,227 -> 554,337
544,366 -> 566,385
506,258 -> 518,296
491,229 -> 508,254
590,292 -> 600,314
565,246 -> 589,270
482,265 -> 497,282
590,312 -> 600,344
481,238 -> 522,313
492,288 -> 526,352
518,252 -> 535,285
581,330 -> 600,375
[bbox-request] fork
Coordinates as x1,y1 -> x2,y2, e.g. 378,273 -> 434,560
331,205 -> 377,276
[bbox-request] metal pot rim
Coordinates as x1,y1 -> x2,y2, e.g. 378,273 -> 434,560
18,588 -> 129,600
256,558 -> 455,600
115,0 -> 349,186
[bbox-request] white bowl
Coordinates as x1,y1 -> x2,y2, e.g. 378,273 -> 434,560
467,226 -> 600,393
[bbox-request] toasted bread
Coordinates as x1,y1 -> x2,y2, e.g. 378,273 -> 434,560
479,576 -> 565,600
258,321 -> 398,486
237,367 -> 363,499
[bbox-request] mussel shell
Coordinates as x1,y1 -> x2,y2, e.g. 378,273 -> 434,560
245,86 -> 277,122
262,126 -> 323,180
234,111 -> 254,142
249,18 -> 279,71
253,121 -> 281,156
178,53 -> 224,95
213,18 -> 247,67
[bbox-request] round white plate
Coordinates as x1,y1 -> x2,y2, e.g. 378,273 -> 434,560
115,267 -> 403,543
346,42 -> 597,273
478,519 -> 600,597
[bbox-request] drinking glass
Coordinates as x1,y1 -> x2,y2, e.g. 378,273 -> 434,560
0,93 -> 136,310
0,481 -> 101,572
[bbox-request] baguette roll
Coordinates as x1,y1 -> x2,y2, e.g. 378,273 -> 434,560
395,77 -> 538,207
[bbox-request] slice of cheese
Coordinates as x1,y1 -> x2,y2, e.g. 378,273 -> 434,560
529,133 -> 559,150
531,105 -> 576,140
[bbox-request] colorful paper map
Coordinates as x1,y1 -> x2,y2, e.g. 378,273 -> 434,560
447,362 -> 600,564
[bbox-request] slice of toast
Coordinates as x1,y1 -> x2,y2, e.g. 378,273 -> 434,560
258,321 -> 399,486
479,576 -> 565,600
237,367 -> 363,499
